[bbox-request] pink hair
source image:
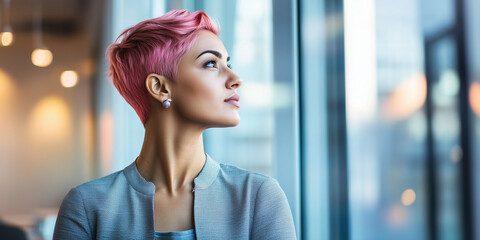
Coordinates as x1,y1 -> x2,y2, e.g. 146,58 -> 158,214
107,10 -> 218,125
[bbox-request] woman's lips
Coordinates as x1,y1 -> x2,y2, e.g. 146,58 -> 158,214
224,93 -> 240,108
225,99 -> 240,108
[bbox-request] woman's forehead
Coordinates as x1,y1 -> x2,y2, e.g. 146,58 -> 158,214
187,30 -> 228,60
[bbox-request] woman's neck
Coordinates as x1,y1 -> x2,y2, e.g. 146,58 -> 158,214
136,112 -> 207,195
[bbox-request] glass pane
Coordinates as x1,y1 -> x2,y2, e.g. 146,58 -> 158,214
299,0 -> 331,239
345,0 -> 470,238
465,0 -> 480,239
429,37 -> 463,240
345,0 -> 429,239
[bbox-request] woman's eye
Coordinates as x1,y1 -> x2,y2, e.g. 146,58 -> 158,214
204,60 -> 217,68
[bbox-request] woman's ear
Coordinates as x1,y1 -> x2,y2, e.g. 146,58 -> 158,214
145,73 -> 171,102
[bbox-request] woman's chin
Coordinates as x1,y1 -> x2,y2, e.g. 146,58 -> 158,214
208,117 -> 240,128
222,119 -> 241,127
227,119 -> 240,127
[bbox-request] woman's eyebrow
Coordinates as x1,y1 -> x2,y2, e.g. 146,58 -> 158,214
196,50 -> 230,61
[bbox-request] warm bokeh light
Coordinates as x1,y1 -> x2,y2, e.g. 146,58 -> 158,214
385,74 -> 427,120
27,96 -> 72,144
0,69 -> 15,112
401,189 -> 416,206
0,69 -> 14,99
0,32 -> 13,46
31,48 -> 53,67
469,82 -> 480,117
60,70 -> 79,88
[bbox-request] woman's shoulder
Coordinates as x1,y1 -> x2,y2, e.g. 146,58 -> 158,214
209,162 -> 291,218
216,162 -> 279,189
216,164 -> 296,239
70,168 -> 126,196
218,161 -> 269,177
58,167 -> 134,217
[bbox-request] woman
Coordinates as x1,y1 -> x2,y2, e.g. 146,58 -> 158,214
53,10 -> 296,240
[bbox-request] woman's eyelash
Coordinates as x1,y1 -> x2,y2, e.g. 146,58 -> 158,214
204,60 -> 216,68
204,59 -> 232,70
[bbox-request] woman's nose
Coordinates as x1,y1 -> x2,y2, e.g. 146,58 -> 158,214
226,70 -> 242,89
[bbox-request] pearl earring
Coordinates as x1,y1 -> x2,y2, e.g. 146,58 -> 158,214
162,99 -> 172,108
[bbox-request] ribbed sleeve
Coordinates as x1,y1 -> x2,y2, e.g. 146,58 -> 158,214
251,178 -> 297,240
53,188 -> 92,239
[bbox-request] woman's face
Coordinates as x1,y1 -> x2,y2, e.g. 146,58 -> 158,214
172,30 -> 242,128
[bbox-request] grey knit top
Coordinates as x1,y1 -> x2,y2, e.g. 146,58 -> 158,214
53,154 -> 296,240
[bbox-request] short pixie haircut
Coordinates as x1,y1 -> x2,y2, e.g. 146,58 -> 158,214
107,10 -> 218,125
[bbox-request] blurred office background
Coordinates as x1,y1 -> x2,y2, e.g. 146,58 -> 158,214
0,0 -> 479,239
